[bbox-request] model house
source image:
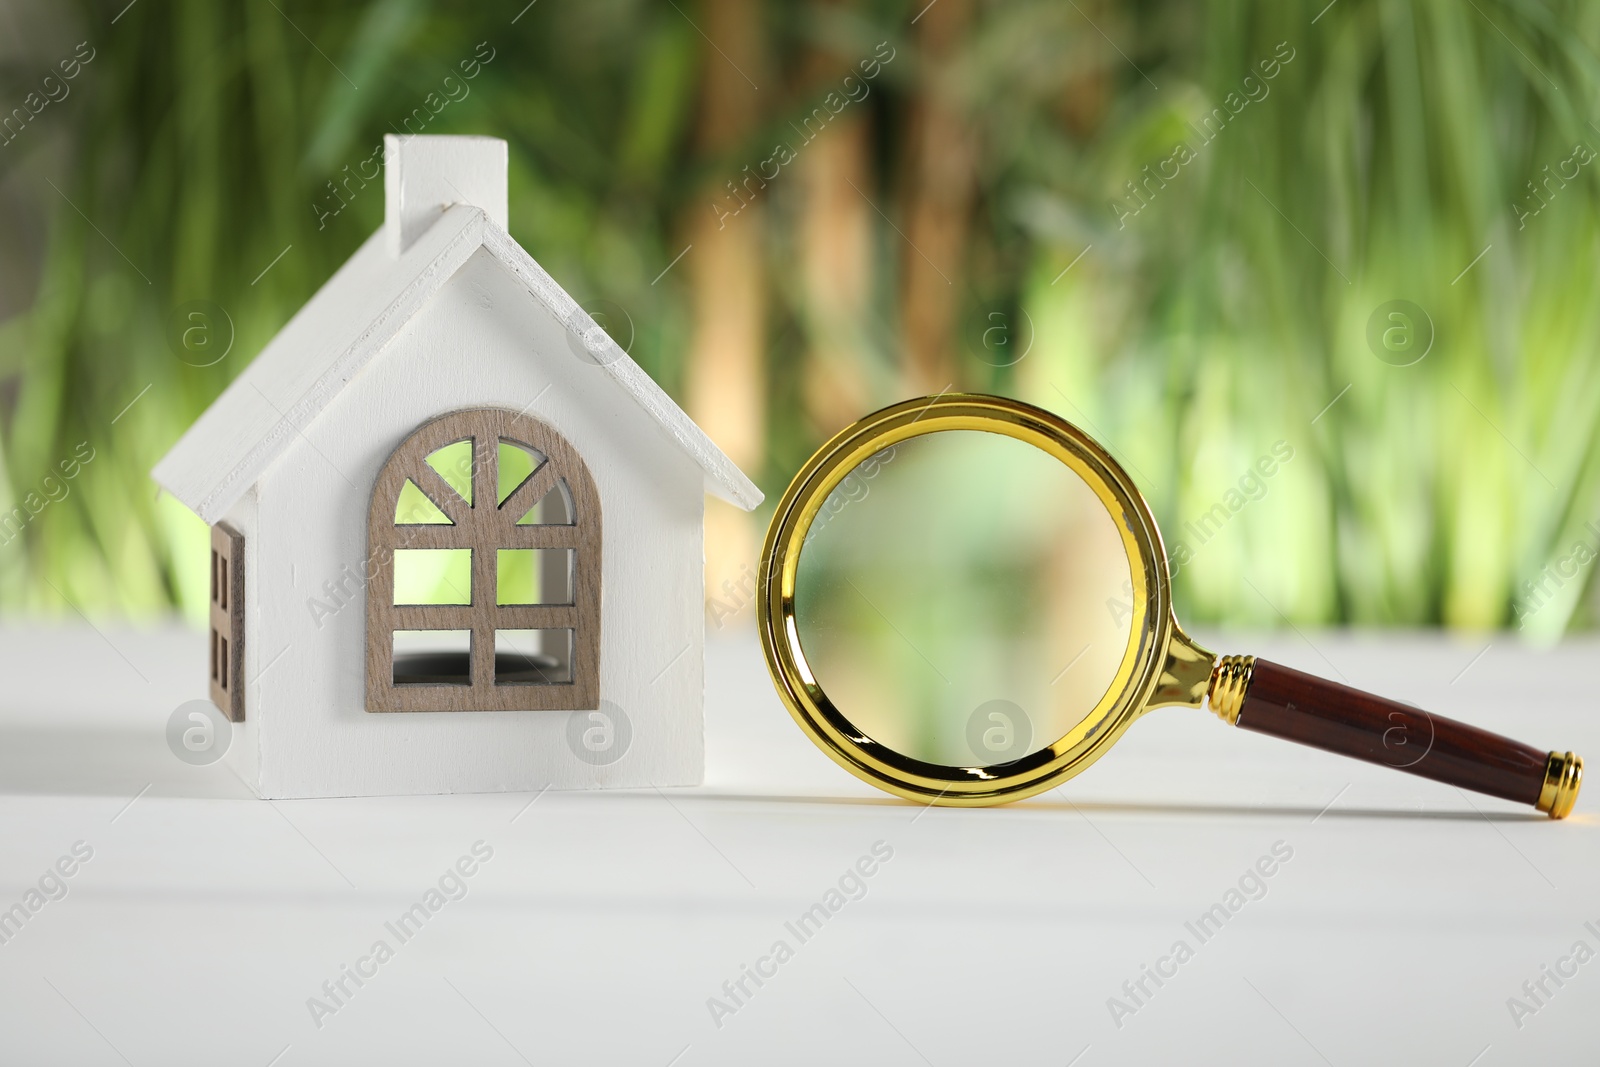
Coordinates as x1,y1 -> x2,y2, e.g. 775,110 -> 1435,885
153,135 -> 761,799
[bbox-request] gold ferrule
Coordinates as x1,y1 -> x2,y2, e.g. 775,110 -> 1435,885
1207,655 -> 1255,725
1536,751 -> 1583,820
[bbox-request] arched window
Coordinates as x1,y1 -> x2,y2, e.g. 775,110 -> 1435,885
365,408 -> 601,712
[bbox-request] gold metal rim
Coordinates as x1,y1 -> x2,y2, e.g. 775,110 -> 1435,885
1537,751 -> 1582,820
757,393 -> 1177,806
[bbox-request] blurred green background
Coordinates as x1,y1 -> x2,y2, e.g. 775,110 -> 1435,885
1,0 -> 1599,635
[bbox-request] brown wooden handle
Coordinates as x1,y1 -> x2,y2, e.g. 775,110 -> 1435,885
1234,658 -> 1579,813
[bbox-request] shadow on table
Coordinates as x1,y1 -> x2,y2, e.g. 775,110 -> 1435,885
658,790 -> 1554,823
1021,796 -> 1551,823
0,727 -> 1560,822
0,728 -> 251,799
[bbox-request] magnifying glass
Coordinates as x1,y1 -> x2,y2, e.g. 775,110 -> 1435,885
758,394 -> 1583,818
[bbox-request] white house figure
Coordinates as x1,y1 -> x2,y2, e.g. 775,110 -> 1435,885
153,135 -> 762,799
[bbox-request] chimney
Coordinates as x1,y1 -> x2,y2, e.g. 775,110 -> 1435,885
384,134 -> 508,256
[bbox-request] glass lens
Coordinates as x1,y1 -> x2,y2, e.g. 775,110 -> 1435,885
793,429 -> 1138,768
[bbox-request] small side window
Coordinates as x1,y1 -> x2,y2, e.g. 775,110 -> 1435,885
209,523 -> 244,722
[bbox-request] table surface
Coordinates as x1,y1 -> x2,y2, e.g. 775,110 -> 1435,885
0,622 -> 1596,1066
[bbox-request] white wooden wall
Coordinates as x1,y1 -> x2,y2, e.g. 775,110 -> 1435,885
226,248 -> 706,798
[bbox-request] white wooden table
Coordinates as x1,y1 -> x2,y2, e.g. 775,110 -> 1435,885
0,624 -> 1595,1065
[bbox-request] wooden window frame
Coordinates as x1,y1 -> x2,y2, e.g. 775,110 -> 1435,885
365,408 -> 603,712
209,522 -> 245,721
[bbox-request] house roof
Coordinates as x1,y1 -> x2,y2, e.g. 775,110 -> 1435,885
152,205 -> 763,524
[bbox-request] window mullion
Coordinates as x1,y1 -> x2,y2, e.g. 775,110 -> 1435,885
470,528 -> 496,689
472,432 -> 501,689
